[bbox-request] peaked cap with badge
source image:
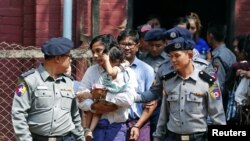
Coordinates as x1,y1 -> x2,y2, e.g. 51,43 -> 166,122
164,37 -> 195,53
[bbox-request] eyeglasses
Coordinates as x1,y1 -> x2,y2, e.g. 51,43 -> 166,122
119,42 -> 137,49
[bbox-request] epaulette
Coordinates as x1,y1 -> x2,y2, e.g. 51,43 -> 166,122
161,71 -> 177,81
20,68 -> 36,79
193,57 -> 209,66
199,71 -> 215,84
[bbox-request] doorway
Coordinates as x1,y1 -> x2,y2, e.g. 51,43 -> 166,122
132,0 -> 228,41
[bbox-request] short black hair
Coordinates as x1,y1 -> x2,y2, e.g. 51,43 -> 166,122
207,21 -> 227,42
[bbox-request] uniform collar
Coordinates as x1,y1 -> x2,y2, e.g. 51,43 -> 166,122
212,44 -> 226,57
175,65 -> 200,82
38,64 -> 65,82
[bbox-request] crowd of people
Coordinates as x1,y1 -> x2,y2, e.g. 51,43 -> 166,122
11,12 -> 250,141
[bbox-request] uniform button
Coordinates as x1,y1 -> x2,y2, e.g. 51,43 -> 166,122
56,93 -> 58,95
54,106 -> 57,108
43,93 -> 45,95
182,122 -> 184,125
194,98 -> 196,100
183,82 -> 185,85
181,97 -> 184,99
181,109 -> 183,112
54,120 -> 56,122
67,93 -> 69,96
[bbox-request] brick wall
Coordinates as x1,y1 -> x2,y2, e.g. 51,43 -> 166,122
235,0 -> 250,36
77,0 -> 127,44
35,0 -> 63,47
0,0 -> 23,44
99,0 -> 127,37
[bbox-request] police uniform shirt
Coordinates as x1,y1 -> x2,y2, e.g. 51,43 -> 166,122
135,60 -> 226,137
142,51 -> 170,73
162,67 -> 226,134
12,65 -> 84,141
211,44 -> 236,92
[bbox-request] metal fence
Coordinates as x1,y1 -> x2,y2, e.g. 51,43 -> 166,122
0,42 -> 92,141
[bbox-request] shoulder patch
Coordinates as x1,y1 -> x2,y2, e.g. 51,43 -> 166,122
15,80 -> 28,97
199,71 -> 215,84
20,68 -> 36,79
161,71 -> 177,81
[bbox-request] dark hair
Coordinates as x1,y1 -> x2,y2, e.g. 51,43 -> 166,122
207,21 -> 227,42
109,46 -> 125,63
117,29 -> 140,44
235,35 -> 248,52
243,34 -> 250,60
173,16 -> 190,29
89,34 -> 118,54
44,55 -> 55,60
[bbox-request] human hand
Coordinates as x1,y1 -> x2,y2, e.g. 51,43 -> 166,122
129,126 -> 140,141
76,90 -> 91,102
237,69 -> 250,79
91,100 -> 118,114
144,100 -> 158,109
91,84 -> 107,99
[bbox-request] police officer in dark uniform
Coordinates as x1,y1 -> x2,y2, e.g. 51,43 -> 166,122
12,37 -> 85,141
135,36 -> 226,141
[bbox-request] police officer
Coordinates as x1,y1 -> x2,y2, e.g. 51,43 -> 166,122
206,22 -> 236,106
142,27 -> 169,141
135,36 -> 226,141
12,37 -> 85,141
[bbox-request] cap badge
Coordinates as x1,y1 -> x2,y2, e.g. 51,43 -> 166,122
170,32 -> 177,38
174,43 -> 181,48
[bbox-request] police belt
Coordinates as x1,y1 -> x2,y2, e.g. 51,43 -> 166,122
31,132 -> 72,141
167,130 -> 206,141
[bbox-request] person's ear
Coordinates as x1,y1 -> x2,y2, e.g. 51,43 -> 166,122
188,50 -> 193,59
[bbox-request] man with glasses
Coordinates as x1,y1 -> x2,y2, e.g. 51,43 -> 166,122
117,29 -> 155,141
12,37 -> 84,141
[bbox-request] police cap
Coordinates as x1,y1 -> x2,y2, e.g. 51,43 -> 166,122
164,27 -> 193,40
42,37 -> 74,56
144,28 -> 166,41
164,37 -> 194,53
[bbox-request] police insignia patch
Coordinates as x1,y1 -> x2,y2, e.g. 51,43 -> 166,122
15,81 -> 27,97
209,83 -> 221,100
